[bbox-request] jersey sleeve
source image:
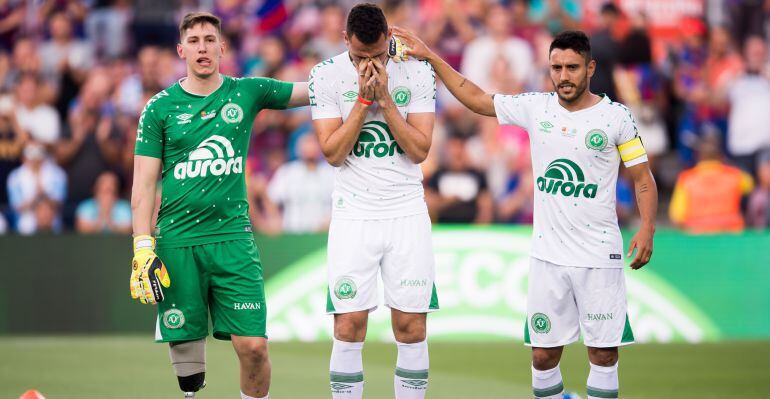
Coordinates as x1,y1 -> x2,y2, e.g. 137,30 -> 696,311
134,94 -> 165,159
493,94 -> 530,128
241,77 -> 293,110
615,107 -> 648,168
309,62 -> 341,120
407,61 -> 436,114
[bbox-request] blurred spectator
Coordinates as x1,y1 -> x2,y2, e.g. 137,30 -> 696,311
75,170 -> 131,233
383,0 -> 415,29
14,73 -> 61,145
267,133 -> 334,233
724,36 -> 770,174
747,150 -> 770,229
509,0 -> 541,45
39,11 -> 94,86
115,45 -> 162,117
615,16 -> 668,166
7,142 -> 66,235
496,149 -> 533,224
55,71 -> 122,207
669,134 -> 753,234
39,11 -> 95,118
0,208 -> 6,234
0,93 -> 27,205
461,4 -> 534,92
3,37 -> 45,94
427,134 -> 493,224
85,0 -> 132,59
307,4 -> 347,61
0,0 -> 24,50
590,2 -> 621,101
529,0 -> 580,35
420,0 -> 485,69
131,0 -> 181,49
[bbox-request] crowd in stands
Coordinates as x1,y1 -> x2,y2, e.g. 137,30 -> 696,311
1,0 -> 769,235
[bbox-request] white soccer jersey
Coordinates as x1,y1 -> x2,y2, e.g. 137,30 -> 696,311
309,52 -> 436,219
494,93 -> 648,268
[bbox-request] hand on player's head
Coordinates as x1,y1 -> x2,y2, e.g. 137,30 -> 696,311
390,26 -> 429,60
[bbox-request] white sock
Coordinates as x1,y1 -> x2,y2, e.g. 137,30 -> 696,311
239,392 -> 267,399
394,340 -> 429,399
532,364 -> 564,398
587,362 -> 619,399
330,338 -> 364,399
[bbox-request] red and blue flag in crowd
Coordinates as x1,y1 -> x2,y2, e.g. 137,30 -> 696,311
254,0 -> 287,33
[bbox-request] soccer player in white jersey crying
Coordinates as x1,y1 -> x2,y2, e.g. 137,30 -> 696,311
393,27 -> 657,399
309,3 -> 438,399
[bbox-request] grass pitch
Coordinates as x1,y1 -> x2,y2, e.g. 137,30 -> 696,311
0,336 -> 768,398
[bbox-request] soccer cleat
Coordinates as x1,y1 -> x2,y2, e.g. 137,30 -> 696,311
564,392 -> 583,399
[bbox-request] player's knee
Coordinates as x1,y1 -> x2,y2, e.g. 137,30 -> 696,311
393,321 -> 426,343
177,372 -> 206,393
532,348 -> 561,370
334,314 -> 367,341
588,347 -> 618,367
236,339 -> 269,365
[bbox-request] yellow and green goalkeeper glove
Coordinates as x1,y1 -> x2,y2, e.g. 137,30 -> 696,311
130,235 -> 171,305
389,36 -> 409,62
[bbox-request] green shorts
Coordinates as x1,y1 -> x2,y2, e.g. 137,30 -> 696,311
154,239 -> 266,342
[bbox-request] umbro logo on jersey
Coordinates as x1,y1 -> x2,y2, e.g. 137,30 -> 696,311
351,121 -> 405,158
176,113 -> 193,124
536,159 -> 598,199
342,91 -> 357,102
173,135 -> 243,180
539,121 -> 554,133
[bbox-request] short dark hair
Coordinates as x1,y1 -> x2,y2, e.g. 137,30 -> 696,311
549,30 -> 592,61
346,3 -> 388,45
179,12 -> 222,40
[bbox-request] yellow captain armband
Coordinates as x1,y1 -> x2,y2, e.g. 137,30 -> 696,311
618,137 -> 647,163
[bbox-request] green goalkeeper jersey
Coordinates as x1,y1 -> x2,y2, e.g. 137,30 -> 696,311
134,75 -> 293,248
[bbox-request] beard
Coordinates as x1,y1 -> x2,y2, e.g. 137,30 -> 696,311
553,75 -> 588,103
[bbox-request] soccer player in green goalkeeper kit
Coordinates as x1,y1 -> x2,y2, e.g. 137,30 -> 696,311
129,12 -> 309,399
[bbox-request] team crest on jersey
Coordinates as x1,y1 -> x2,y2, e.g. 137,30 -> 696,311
351,121 -> 404,158
585,129 -> 608,151
163,308 -> 185,329
334,276 -> 357,300
531,313 -> 551,333
221,103 -> 244,124
391,86 -> 411,107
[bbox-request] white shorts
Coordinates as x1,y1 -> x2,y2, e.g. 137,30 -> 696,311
525,257 -> 635,348
326,213 -> 439,314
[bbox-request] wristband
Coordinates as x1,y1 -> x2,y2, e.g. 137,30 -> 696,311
358,96 -> 373,106
133,235 -> 154,252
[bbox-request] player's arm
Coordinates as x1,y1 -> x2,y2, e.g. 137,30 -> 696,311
287,82 -> 310,108
312,62 -> 376,167
625,159 -> 658,270
130,99 -> 170,305
391,26 -> 496,117
131,155 -> 160,236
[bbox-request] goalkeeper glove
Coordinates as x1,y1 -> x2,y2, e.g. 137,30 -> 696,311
130,235 -> 171,305
389,36 -> 409,62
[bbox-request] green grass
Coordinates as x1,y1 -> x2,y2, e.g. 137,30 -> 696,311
0,336 -> 768,398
